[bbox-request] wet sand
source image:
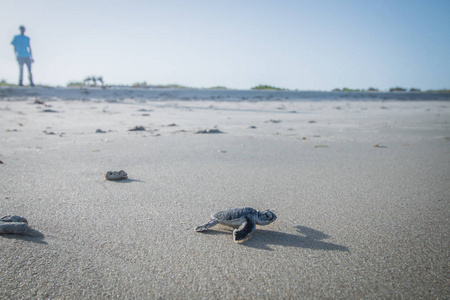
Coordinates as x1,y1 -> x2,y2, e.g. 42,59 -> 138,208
1,87 -> 449,298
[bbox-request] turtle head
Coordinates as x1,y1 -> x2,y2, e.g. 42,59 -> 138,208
256,210 -> 277,225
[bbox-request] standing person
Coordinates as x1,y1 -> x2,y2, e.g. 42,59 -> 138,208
11,26 -> 34,87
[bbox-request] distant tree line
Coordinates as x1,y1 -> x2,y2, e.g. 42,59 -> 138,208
84,76 -> 104,87
61,79 -> 450,93
67,76 -> 104,87
251,85 -> 286,91
332,87 -> 430,92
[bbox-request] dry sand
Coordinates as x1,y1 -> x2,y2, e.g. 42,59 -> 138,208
1,87 -> 449,298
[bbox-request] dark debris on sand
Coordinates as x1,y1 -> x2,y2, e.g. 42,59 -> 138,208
128,126 -> 146,131
195,128 -> 224,134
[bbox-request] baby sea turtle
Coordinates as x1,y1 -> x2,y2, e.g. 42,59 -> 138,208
195,207 -> 277,243
0,215 -> 29,234
104,170 -> 128,181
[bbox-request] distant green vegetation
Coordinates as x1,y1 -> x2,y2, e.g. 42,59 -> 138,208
84,76 -> 104,87
131,81 -> 150,87
343,87 -> 361,92
0,80 -> 51,88
332,87 -> 364,92
67,76 -> 104,87
161,84 -> 189,89
131,82 -> 190,89
130,83 -> 229,89
332,87 -> 430,93
67,81 -> 84,87
389,87 -> 407,92
0,80 -> 15,87
208,86 -> 228,90
5,78 -> 446,93
251,85 -> 286,91
426,89 -> 450,93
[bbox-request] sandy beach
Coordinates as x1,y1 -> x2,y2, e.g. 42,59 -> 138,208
1,87 -> 449,298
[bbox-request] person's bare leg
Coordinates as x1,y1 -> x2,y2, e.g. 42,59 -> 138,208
18,59 -> 24,86
25,59 -> 34,86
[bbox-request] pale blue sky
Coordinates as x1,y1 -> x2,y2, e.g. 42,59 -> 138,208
1,0 -> 449,90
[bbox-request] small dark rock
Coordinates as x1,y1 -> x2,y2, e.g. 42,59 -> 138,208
195,128 -> 223,134
128,126 -> 146,131
266,119 -> 282,123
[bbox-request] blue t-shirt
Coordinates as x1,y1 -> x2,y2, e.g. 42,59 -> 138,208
11,35 -> 31,58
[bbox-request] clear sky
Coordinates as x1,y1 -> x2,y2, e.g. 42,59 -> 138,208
1,0 -> 449,91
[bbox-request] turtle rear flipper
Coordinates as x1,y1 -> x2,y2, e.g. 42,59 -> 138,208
195,219 -> 218,232
233,217 -> 255,243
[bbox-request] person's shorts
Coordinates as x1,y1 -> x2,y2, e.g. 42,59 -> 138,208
17,57 -> 32,65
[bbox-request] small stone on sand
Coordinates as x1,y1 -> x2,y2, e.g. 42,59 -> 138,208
104,170 -> 128,180
128,126 -> 146,131
195,128 -> 223,134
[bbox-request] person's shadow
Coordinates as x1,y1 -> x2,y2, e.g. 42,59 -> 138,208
1,227 -> 47,245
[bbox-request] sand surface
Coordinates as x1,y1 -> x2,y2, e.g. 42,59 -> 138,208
1,87 -> 449,298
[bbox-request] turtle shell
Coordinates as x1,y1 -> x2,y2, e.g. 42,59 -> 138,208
213,207 -> 257,221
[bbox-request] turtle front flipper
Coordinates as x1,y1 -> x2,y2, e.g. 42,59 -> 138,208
195,219 -> 218,232
233,217 -> 256,243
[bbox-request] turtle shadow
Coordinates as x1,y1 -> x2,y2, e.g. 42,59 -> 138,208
242,225 -> 349,252
107,178 -> 145,183
1,227 -> 47,245
198,225 -> 349,252
198,227 -> 233,236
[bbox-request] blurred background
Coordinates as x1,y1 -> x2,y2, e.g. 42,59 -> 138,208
1,0 -> 449,91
